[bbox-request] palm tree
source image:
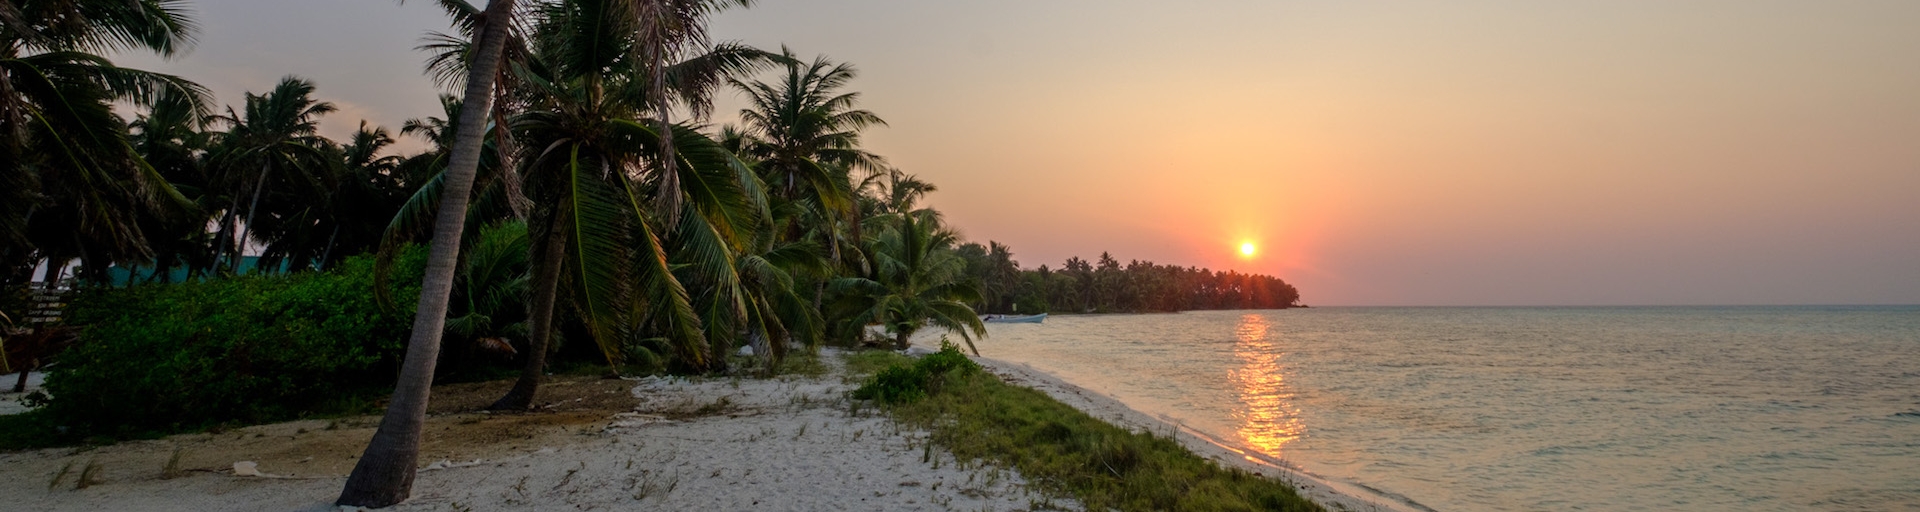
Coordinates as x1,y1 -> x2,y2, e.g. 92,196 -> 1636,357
622,0 -> 753,222
443,219 -> 530,364
729,48 -> 886,243
485,0 -> 772,406
728,49 -> 888,327
830,210 -> 986,353
859,167 -> 937,216
1,0 -> 209,287
338,0 -> 522,506
206,76 -> 338,273
266,121 -> 410,271
129,88 -> 218,282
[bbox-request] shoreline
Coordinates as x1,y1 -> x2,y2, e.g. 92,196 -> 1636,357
972,355 -> 1424,512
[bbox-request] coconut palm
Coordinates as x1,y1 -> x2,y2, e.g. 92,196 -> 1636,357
486,0 -> 773,407
339,0 -> 522,505
1,0 -> 208,287
443,219 -> 530,365
858,167 -> 937,217
729,48 -> 886,246
128,88 -> 218,282
259,121 -> 410,271
829,209 -> 986,353
206,76 -> 338,273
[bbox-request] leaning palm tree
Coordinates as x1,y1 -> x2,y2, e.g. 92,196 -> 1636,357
1,0 -> 209,286
338,0 -> 522,506
830,209 -> 987,353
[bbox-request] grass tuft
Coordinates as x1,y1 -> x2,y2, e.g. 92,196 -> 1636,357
161,446 -> 185,479
75,459 -> 105,489
49,461 -> 73,490
842,350 -> 912,379
776,350 -> 830,377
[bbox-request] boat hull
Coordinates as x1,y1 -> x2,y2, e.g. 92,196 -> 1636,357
984,313 -> 1047,324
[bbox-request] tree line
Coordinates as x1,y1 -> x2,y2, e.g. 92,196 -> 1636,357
958,244 -> 1302,314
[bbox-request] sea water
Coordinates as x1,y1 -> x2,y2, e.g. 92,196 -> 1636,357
974,307 -> 1920,511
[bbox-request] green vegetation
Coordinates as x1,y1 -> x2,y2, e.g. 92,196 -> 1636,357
830,212 -> 987,353
958,246 -> 1303,315
842,349 -> 914,379
851,342 -> 978,404
38,248 -> 427,440
855,347 -> 1321,512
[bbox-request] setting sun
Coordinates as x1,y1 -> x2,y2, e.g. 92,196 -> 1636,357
1240,242 -> 1257,257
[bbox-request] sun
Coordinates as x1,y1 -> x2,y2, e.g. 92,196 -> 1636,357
1240,242 -> 1257,257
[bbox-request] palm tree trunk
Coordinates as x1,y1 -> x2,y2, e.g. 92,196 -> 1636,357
489,223 -> 567,411
893,327 -> 914,351
316,223 -> 340,271
208,200 -> 239,274
336,0 -> 517,506
236,163 -> 271,273
651,45 -> 681,225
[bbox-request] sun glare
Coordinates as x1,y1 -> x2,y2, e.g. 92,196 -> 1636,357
1240,242 -> 1257,257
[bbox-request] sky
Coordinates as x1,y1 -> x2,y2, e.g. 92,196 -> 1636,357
118,0 -> 1920,306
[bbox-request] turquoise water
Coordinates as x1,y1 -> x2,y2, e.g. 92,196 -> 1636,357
976,307 -> 1920,511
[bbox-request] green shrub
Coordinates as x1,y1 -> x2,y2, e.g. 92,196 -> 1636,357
41,248 -> 427,438
853,365 -> 930,404
851,341 -> 979,405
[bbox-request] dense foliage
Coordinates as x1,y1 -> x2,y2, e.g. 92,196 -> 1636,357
42,249 -> 426,436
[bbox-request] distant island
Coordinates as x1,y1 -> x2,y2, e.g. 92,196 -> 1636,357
956,244 -> 1303,314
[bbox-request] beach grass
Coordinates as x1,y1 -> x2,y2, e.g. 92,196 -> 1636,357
842,350 -> 913,378
864,352 -> 1322,511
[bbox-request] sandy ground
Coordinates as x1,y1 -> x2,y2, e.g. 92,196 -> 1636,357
972,356 -> 1423,512
0,350 -> 1412,512
0,352 -> 1069,511
0,371 -> 46,415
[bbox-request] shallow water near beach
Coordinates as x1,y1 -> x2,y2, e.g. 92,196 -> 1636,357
975,306 -> 1920,511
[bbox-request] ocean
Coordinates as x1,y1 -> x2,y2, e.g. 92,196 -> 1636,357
974,306 -> 1920,511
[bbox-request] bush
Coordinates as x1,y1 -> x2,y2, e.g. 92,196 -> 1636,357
851,341 -> 978,405
42,248 -> 427,438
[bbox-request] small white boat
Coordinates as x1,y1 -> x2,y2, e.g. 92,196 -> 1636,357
983,313 -> 1047,324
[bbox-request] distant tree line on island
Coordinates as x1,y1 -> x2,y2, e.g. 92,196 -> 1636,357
956,243 -> 1302,314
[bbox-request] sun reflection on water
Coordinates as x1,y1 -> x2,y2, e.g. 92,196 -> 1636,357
1231,313 -> 1304,457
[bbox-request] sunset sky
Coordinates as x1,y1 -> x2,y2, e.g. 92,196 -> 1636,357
120,0 -> 1920,306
